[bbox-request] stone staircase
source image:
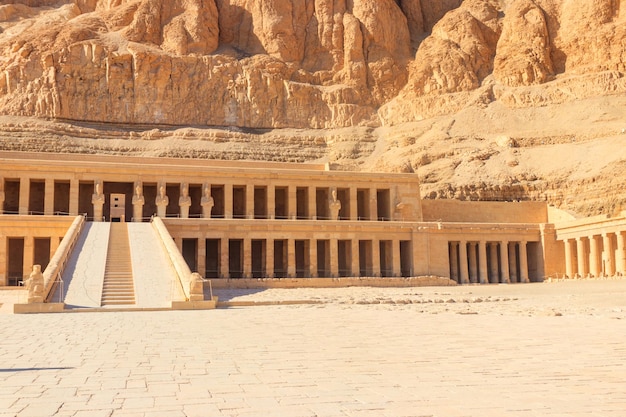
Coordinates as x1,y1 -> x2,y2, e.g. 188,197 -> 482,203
101,222 -> 135,306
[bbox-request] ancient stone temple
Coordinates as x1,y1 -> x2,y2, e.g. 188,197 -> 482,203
0,151 -> 625,310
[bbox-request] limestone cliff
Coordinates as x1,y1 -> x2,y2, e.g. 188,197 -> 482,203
2,0 -> 623,128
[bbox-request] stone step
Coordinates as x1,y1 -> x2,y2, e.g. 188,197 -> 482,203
101,222 -> 135,306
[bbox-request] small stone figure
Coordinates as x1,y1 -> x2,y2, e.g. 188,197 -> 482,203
132,183 -> 144,222
329,187 -> 341,220
189,272 -> 204,301
155,184 -> 169,217
25,265 -> 45,303
92,181 -> 105,221
201,184 -> 214,218
179,183 -> 191,218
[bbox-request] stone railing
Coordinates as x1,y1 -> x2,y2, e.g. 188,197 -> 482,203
43,215 -> 85,303
151,216 -> 205,302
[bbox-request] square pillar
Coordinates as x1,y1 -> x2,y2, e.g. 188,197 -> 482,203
224,185 -> 233,219
267,185 -> 275,219
351,239 -> 360,277
220,238 -> 230,278
308,187 -> 316,220
309,239 -> 318,277
330,238 -> 339,278
0,236 -> 6,285
508,242 -> 518,283
19,177 -> 29,215
459,241 -> 469,284
489,242 -> 499,283
287,238 -> 296,277
288,186 -> 297,220
243,238 -> 252,278
617,232 -> 626,276
603,233 -> 615,277
44,178 -> 54,215
349,187 -> 358,220
391,239 -> 401,277
369,188 -> 377,221
519,241 -> 529,283
499,241 -> 510,283
478,240 -> 488,284
468,242 -> 478,283
564,238 -> 574,279
198,238 -> 206,278
372,239 -> 381,277
266,238 -> 274,278
589,235 -> 601,277
576,237 -> 588,278
246,185 -> 255,220
69,179 -> 79,216
449,242 -> 459,282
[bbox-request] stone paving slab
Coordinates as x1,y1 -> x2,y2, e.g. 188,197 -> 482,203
1,281 -> 626,416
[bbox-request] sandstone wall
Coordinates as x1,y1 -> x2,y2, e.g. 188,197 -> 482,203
0,0 -> 624,128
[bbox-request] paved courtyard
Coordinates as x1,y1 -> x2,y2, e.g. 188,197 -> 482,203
1,280 -> 626,417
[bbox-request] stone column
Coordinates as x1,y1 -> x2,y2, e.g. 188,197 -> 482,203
309,239 -> 318,277
372,239 -> 381,277
224,184 -> 233,219
500,241 -> 510,284
576,237 -> 587,278
175,237 -> 183,254
459,241 -> 469,284
69,179 -> 79,216
519,241 -> 529,283
449,242 -> 459,282
478,240 -> 488,284
50,235 -> 60,260
489,242 -> 499,283
308,187 -> 316,220
468,242 -> 478,283
220,238 -> 229,278
132,182 -> 144,222
266,238 -> 274,278
617,232 -> 626,276
19,177 -> 29,215
246,185 -> 255,219
564,238 -> 574,279
589,235 -> 600,277
351,239 -> 360,277
243,238 -> 252,278
197,238 -> 206,278
508,242 -> 518,283
23,236 -> 34,281
268,185 -> 276,219
288,186 -> 297,220
0,176 -> 4,215
288,238 -> 296,277
44,178 -> 54,215
349,187 -> 358,220
392,239 -> 401,277
603,233 -> 615,277
330,238 -> 339,278
369,188 -> 378,221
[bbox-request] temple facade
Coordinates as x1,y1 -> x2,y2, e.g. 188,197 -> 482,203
1,151 -> 625,291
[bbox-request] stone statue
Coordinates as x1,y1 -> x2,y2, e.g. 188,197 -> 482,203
155,184 -> 169,217
179,183 -> 191,218
132,182 -> 144,222
25,265 -> 45,303
329,187 -> 341,220
189,272 -> 204,301
201,184 -> 214,218
91,181 -> 105,221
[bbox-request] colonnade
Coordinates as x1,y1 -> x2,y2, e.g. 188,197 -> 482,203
172,235 -> 414,279
562,231 -> 626,278
448,240 -> 530,284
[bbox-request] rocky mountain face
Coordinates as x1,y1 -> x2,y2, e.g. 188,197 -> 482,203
0,0 -> 625,216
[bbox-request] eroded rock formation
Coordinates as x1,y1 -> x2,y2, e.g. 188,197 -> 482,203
0,0 -> 623,129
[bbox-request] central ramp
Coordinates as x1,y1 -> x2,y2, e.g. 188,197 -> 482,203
101,223 -> 135,306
